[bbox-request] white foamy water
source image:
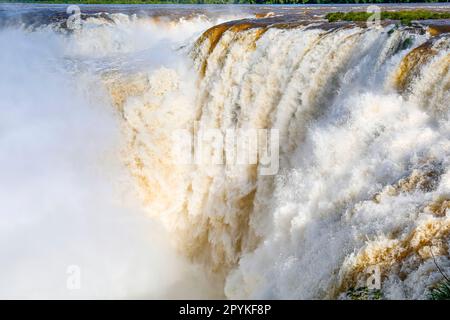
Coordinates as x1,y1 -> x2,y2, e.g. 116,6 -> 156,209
1,4 -> 449,299
0,11 -> 232,299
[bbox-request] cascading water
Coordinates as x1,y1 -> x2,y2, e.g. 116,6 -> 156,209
1,4 -> 449,299
0,7 -> 232,299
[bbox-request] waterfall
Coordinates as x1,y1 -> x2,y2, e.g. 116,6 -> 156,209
1,4 -> 449,299
110,17 -> 450,299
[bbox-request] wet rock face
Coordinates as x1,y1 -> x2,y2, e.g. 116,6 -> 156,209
394,40 -> 438,92
395,33 -> 450,92
428,24 -> 450,36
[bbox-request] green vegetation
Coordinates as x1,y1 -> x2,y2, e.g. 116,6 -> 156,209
428,279 -> 450,300
326,10 -> 450,25
1,0 -> 450,5
346,287 -> 383,300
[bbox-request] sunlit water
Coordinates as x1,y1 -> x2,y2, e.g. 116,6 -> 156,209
0,3 -> 449,299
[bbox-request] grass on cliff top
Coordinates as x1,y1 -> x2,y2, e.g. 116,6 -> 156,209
428,279 -> 450,300
326,10 -> 450,26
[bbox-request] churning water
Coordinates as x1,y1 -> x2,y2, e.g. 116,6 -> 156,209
0,3 -> 449,299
